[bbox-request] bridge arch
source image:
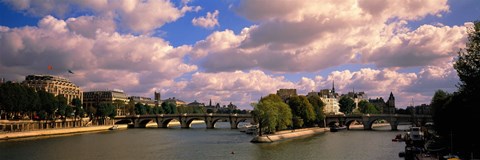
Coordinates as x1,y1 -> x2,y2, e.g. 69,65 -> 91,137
137,118 -> 154,128
210,117 -> 229,129
184,117 -> 206,128
344,120 -> 362,130
365,118 -> 394,130
115,119 -> 133,125
160,118 -> 180,128
234,118 -> 251,128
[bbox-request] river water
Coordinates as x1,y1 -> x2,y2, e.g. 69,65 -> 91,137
0,123 -> 409,160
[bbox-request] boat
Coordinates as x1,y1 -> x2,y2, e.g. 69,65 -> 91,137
330,125 -> 347,132
245,125 -> 258,134
109,125 -> 118,130
392,134 -> 404,142
239,124 -> 252,132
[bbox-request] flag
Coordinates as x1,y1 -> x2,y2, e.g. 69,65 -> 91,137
68,70 -> 74,74
48,65 -> 53,70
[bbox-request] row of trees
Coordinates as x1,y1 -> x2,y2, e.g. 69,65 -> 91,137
0,82 -> 84,120
252,94 -> 325,135
429,21 -> 480,157
338,97 -> 381,115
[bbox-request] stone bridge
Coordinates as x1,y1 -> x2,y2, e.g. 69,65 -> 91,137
114,113 -> 254,129
325,114 -> 432,131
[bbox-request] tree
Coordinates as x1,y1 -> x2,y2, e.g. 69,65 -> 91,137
287,95 -> 316,127
431,21 -> 480,157
358,100 -> 379,114
430,90 -> 452,134
339,96 -> 355,114
252,102 -> 278,135
113,100 -> 126,116
56,95 -> 68,118
135,103 -> 146,115
126,100 -> 135,115
454,21 -> 480,101
38,90 -> 58,119
307,94 -> 325,126
260,94 -> 292,131
96,103 -> 116,124
72,98 -> 84,118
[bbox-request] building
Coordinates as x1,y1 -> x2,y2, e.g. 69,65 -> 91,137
129,96 -> 155,107
205,99 -> 220,112
385,92 -> 395,114
342,89 -> 368,109
308,81 -> 342,115
187,100 -> 205,108
163,97 -> 186,107
83,89 -> 129,115
154,91 -> 161,106
226,102 -> 238,110
368,92 -> 396,114
23,75 -> 82,104
276,89 -> 297,102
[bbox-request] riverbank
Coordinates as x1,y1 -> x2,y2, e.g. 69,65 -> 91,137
251,127 -> 328,143
0,125 -> 128,141
0,120 -> 208,141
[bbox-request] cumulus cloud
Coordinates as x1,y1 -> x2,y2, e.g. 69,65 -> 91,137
0,16 -> 196,96
189,0 -> 464,73
161,70 -> 296,108
192,10 -> 220,28
2,0 -> 200,34
158,64 -> 457,109
363,24 -> 467,67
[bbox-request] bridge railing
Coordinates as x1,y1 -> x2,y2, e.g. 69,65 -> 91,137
114,113 -> 252,119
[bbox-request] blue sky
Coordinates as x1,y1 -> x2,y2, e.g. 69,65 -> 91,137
0,0 -> 478,109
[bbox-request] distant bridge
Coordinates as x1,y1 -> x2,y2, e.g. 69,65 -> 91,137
114,113 -> 253,129
325,114 -> 433,131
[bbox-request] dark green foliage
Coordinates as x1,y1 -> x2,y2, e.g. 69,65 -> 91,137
454,22 -> 480,99
431,21 -> 480,157
307,94 -> 325,125
152,106 -> 163,114
161,102 -> 177,114
339,96 -> 355,114
56,95 -> 68,118
72,98 -> 84,118
135,103 -> 147,115
358,100 -> 380,114
206,109 -> 213,113
96,103 -> 116,119
253,94 -> 292,135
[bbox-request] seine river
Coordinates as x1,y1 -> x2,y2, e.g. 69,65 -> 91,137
0,123 -> 409,160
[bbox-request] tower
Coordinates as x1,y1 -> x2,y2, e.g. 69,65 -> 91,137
388,92 -> 395,107
332,80 -> 335,93
154,91 -> 161,106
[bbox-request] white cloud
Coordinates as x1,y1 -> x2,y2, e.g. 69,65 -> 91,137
66,15 -> 116,38
2,0 -> 200,34
192,10 -> 220,28
191,0 -> 460,73
161,70 -> 295,108
363,24 -> 467,67
0,16 -> 196,96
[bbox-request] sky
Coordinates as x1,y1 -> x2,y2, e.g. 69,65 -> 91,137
0,0 -> 479,109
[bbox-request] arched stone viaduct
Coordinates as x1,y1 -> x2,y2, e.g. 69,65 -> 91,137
114,113 -> 254,129
325,114 -> 432,131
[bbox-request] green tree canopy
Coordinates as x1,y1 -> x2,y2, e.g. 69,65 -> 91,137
339,96 -> 355,114
358,100 -> 379,114
307,94 -> 325,125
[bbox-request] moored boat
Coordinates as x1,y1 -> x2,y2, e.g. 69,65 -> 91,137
109,125 -> 118,130
330,125 -> 347,132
